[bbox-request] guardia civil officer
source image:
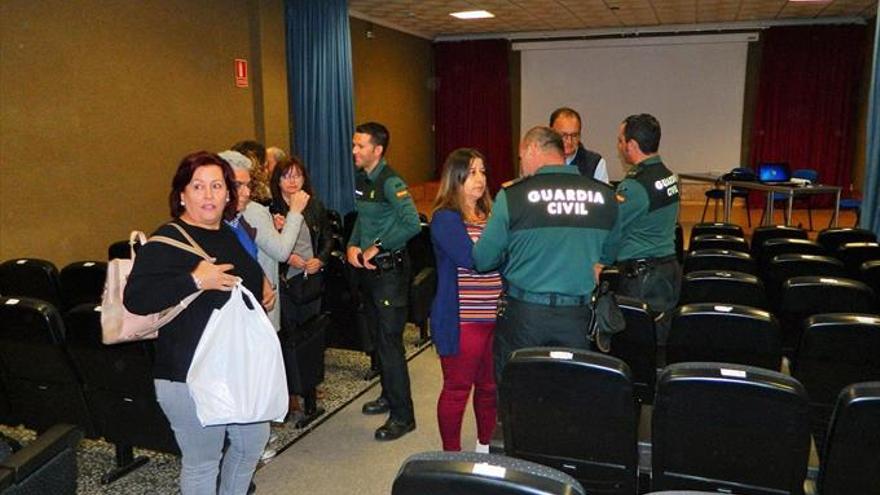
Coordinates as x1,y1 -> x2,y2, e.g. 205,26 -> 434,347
473,126 -> 619,383
596,114 -> 681,343
346,122 -> 421,441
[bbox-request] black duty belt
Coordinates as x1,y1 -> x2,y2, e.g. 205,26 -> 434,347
506,285 -> 590,307
618,254 -> 677,278
371,248 -> 406,271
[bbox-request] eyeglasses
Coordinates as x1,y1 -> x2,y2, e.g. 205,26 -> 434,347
234,181 -> 252,190
559,132 -> 580,142
282,174 -> 303,181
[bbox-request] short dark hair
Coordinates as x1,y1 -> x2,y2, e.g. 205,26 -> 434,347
169,151 -> 238,221
231,140 -> 266,165
523,126 -> 565,156
623,114 -> 661,154
549,107 -> 581,128
355,122 -> 390,156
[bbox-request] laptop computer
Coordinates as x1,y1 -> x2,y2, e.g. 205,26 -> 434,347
757,162 -> 796,185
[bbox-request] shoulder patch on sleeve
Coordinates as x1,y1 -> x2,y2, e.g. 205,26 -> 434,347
615,193 -> 626,203
395,189 -> 410,198
502,176 -> 527,189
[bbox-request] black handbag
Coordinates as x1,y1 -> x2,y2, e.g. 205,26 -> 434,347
284,272 -> 325,304
587,280 -> 626,353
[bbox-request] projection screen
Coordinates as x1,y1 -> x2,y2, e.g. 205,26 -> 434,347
517,33 -> 756,181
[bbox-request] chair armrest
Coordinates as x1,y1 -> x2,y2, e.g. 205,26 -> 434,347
0,424 -> 83,481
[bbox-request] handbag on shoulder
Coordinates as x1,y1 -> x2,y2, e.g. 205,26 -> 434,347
587,280 -> 626,353
284,271 -> 325,304
101,223 -> 212,344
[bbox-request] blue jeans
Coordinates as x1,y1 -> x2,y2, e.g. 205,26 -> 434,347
155,380 -> 269,495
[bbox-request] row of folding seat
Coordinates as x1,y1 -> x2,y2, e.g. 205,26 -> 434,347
0,296 -> 178,484
0,258 -> 106,312
490,348 -> 880,495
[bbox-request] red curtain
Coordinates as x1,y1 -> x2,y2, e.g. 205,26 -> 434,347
434,40 -> 513,194
750,25 -> 867,206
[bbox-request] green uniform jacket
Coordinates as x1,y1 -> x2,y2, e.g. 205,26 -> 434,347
473,165 -> 618,296
348,159 -> 421,251
600,155 -> 679,264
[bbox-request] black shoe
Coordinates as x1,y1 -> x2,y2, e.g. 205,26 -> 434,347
361,397 -> 390,415
247,481 -> 256,494
374,418 -> 415,441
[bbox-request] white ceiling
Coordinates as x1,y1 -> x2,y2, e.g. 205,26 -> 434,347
348,0 -> 878,39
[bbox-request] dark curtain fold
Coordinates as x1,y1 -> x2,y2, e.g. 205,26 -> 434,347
749,25 -> 867,207
863,9 -> 880,234
286,0 -> 356,214
434,40 -> 513,194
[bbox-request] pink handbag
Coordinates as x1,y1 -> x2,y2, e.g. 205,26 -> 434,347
101,223 -> 211,344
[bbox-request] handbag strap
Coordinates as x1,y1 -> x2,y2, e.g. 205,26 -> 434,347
147,223 -> 213,261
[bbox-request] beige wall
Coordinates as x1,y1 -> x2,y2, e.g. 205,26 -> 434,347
0,0 -> 289,267
350,17 -> 434,185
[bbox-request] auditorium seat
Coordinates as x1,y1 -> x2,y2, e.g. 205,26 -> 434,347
835,242 -> 880,278
757,238 -> 825,272
688,234 -> 748,254
688,222 -> 744,245
679,270 -> 767,309
682,249 -> 756,275
0,297 -> 94,436
791,314 -> 880,454
668,304 -> 782,371
0,258 -> 63,309
0,424 -> 82,495
652,362 -> 810,494
59,261 -> 107,310
816,227 -> 876,253
62,303 -> 180,475
765,254 -> 846,309
610,296 -> 657,404
392,451 -> 586,495
749,225 -> 808,259
861,260 -> 880,295
107,240 -> 131,260
408,223 -> 436,344
500,348 -> 638,495
816,382 -> 880,495
778,276 -> 877,352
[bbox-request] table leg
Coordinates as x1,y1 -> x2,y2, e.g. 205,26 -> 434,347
786,193 -> 794,227
723,183 -> 732,223
833,189 -> 841,228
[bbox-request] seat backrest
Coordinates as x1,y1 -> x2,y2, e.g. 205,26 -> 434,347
792,168 -> 818,182
793,314 -> 880,408
760,237 -> 825,264
779,276 -> 877,351
500,348 -> 638,495
766,254 -> 845,309
59,261 -> 107,309
818,382 -> 880,495
679,270 -> 767,309
392,451 -> 586,495
407,223 -> 435,274
652,362 -> 811,494
610,296 -> 656,404
816,228 -> 877,253
0,259 -> 62,308
750,225 -> 808,258
835,242 -> 880,277
689,223 -> 744,244
689,234 -> 748,254
668,304 -> 781,371
861,259 -> 880,295
683,249 -> 756,275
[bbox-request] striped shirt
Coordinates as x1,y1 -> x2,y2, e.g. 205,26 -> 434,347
458,221 -> 503,323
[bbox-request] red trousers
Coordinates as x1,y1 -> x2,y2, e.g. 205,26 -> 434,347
437,322 -> 497,451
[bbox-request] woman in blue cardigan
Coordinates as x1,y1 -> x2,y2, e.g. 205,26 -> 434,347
430,148 -> 503,452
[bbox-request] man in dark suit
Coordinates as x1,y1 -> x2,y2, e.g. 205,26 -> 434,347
550,107 -> 609,183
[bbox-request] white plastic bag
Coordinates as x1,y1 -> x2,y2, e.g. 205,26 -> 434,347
186,283 -> 288,426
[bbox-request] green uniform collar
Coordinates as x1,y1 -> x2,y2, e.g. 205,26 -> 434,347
535,164 -> 577,176
628,155 -> 663,177
364,158 -> 387,182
